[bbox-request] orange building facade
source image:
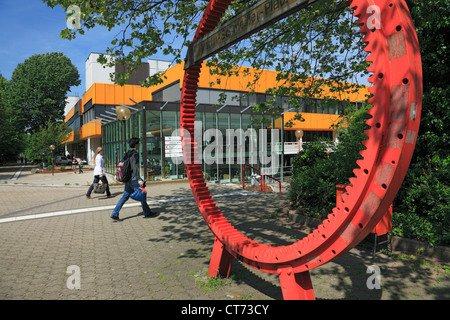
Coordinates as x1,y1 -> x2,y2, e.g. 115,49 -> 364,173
64,83 -> 152,163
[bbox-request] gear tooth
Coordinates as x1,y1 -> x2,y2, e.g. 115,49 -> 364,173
363,128 -> 374,140
367,74 -> 376,84
344,183 -> 353,194
363,38 -> 375,51
353,1 -> 365,18
360,138 -> 368,145
360,139 -> 369,148
356,159 -> 365,168
365,113 -> 376,124
355,12 -> 370,27
362,32 -> 375,44
366,55 -> 375,64
348,0 -> 358,10
365,114 -> 376,126
352,3 -> 363,16
355,16 -> 365,27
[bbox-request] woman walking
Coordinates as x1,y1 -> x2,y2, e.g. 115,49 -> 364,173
86,147 -> 113,199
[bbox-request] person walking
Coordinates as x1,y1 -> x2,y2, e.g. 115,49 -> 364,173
86,147 -> 113,199
71,156 -> 78,170
111,137 -> 155,221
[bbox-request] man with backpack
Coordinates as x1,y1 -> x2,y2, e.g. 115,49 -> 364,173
111,137 -> 155,221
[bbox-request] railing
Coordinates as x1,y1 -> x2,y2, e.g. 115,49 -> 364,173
242,164 -> 282,195
264,174 -> 282,195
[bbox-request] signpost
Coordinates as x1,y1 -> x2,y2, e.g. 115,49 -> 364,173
164,136 -> 183,158
185,0 -> 320,69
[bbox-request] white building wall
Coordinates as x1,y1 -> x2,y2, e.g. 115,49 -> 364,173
85,53 -> 115,91
148,59 -> 171,76
87,137 -> 101,166
82,54 -> 172,166
64,96 -> 80,117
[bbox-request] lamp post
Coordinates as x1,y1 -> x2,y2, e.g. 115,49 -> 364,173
294,129 -> 303,153
49,144 -> 55,176
116,105 -> 131,121
116,106 -> 131,153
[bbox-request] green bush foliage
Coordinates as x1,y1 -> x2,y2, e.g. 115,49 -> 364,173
288,103 -> 370,219
393,155 -> 450,246
288,139 -> 336,218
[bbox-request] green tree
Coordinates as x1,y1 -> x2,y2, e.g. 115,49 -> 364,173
0,73 -> 25,162
0,74 -> 6,94
5,52 -> 80,133
24,120 -> 72,164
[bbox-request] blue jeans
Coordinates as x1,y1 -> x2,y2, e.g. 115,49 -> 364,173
111,180 -> 151,217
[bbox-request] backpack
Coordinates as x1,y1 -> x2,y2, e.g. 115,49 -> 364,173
115,154 -> 132,182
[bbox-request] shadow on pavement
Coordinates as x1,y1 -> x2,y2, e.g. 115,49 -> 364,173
145,184 -> 449,300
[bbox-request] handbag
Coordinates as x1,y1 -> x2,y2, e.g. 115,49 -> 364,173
130,187 -> 147,201
93,182 -> 108,194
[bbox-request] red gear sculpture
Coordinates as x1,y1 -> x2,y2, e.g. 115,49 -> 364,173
180,0 -> 422,299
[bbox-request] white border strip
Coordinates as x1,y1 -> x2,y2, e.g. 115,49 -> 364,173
0,191 -> 251,224
10,165 -> 25,180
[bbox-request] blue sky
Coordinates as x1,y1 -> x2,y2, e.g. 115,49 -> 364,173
0,0 -> 103,95
0,0 -> 171,96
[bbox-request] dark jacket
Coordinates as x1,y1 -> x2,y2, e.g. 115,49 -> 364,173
124,148 -> 142,182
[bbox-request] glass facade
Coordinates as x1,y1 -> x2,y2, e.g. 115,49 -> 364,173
102,101 -> 291,183
101,97 -> 349,184
102,111 -> 143,175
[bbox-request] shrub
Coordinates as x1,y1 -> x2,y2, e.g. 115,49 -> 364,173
288,139 -> 337,218
288,104 -> 370,219
393,155 -> 450,246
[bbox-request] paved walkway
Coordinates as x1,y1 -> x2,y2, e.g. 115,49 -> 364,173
0,163 -> 448,301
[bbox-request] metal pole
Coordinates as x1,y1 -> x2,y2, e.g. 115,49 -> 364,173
129,98 -> 147,178
142,106 -> 147,179
122,120 -> 126,154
